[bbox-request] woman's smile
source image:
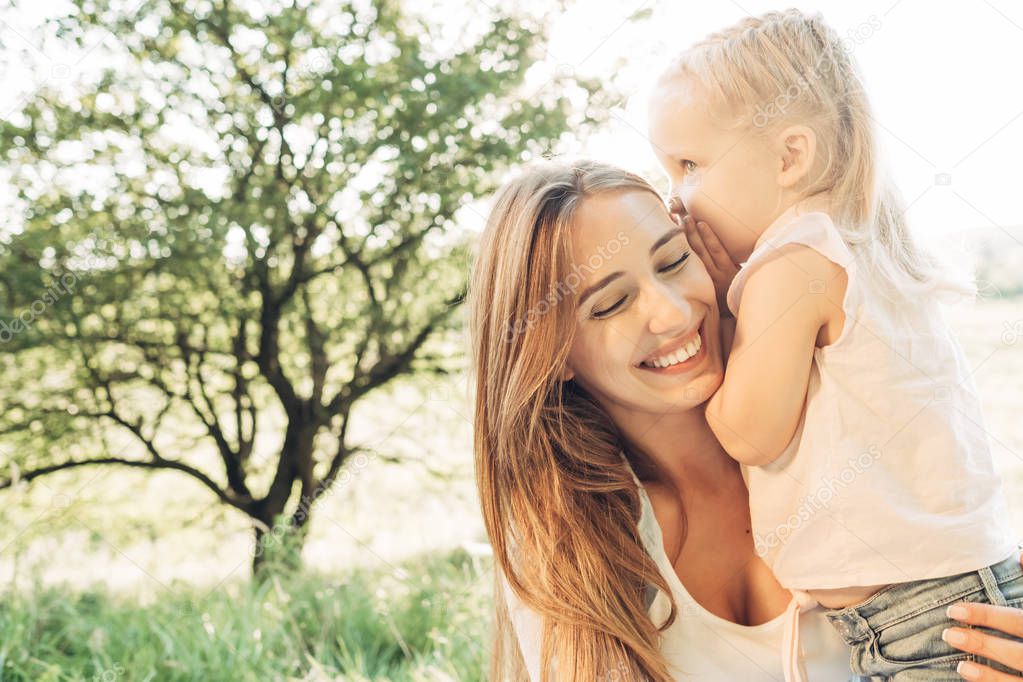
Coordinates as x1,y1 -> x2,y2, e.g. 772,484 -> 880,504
636,319 -> 709,374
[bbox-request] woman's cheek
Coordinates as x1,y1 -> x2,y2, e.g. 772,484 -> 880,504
695,255 -> 714,284
583,327 -> 625,373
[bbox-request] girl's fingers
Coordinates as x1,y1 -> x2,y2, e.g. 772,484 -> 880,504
682,218 -> 736,317
696,221 -> 738,274
669,208 -> 684,228
684,217 -> 709,260
668,196 -> 685,219
942,624 -> 1023,675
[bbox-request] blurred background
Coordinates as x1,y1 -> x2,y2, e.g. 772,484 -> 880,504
1,0 -> 1021,680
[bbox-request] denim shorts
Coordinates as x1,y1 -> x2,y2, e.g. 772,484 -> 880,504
822,552 -> 1023,681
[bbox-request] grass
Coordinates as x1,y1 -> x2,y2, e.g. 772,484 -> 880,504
0,548 -> 492,682
2,296 -> 1020,681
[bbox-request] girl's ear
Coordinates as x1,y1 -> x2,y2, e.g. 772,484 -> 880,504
776,125 -> 816,189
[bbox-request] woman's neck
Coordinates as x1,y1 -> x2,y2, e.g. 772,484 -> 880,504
613,402 -> 740,495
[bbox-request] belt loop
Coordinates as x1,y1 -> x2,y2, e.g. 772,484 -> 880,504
978,565 -> 1008,607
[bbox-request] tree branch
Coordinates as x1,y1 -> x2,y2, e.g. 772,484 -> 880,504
0,457 -> 252,514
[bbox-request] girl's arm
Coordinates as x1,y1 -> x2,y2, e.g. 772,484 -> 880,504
705,243 -> 840,466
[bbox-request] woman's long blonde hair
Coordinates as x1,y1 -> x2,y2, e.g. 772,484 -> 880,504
467,160 -> 679,681
658,8 -> 974,303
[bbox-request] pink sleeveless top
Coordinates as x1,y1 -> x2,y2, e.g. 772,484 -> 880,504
726,204 -> 1016,591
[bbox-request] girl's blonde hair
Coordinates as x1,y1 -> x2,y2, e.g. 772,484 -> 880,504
658,8 -> 974,303
467,160 -> 679,681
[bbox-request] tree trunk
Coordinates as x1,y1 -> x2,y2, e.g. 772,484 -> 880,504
251,509 -> 313,577
250,422 -> 318,577
252,524 -> 271,576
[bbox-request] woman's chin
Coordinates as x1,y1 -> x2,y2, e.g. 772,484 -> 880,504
644,368 -> 723,409
683,373 -> 723,406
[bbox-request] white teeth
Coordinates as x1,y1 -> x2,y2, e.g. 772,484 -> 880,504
644,331 -> 702,368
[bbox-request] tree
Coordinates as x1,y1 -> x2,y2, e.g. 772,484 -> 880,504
0,0 -> 610,573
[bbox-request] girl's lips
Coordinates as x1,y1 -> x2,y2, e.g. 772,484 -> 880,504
637,321 -> 708,374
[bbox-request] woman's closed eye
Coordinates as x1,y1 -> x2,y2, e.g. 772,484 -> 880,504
590,251 -> 692,319
593,296 -> 627,319
660,251 -> 691,272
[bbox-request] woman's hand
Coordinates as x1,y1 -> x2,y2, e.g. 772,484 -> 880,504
943,551 -> 1023,680
668,199 -> 739,318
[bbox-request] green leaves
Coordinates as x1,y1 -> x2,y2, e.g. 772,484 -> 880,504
0,0 -> 608,559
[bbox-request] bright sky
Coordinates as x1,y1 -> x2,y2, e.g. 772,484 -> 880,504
538,0 -> 1023,246
3,0 -> 1022,247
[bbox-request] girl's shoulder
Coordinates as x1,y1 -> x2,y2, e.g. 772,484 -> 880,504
752,207 -> 853,267
727,220 -> 850,320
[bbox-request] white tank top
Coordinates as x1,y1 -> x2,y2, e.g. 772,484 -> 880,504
726,205 -> 1017,590
502,462 -> 857,680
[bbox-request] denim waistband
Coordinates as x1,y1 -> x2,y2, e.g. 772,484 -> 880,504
823,553 -> 1022,644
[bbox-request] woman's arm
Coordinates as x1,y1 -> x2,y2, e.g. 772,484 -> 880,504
943,551 -> 1023,680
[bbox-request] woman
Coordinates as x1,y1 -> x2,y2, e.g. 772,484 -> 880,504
466,160 -> 1023,680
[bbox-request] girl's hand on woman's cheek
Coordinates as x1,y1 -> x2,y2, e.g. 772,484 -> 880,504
681,215 -> 739,318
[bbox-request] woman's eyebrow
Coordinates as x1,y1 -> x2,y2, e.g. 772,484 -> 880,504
650,227 -> 684,255
577,272 -> 623,309
575,227 -> 684,309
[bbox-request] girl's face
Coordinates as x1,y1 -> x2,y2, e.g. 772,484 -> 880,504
648,78 -> 785,263
563,190 -> 724,416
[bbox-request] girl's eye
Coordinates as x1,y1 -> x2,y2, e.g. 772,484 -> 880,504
681,159 -> 697,172
659,251 -> 691,273
592,296 -> 627,319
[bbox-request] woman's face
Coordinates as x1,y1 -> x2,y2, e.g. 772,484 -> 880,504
563,189 -> 724,416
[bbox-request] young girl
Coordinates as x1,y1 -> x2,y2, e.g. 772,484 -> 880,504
648,9 -> 1023,681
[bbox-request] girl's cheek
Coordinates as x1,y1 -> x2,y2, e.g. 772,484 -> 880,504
678,184 -> 698,211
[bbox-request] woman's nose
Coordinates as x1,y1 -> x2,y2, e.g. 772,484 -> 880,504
642,284 -> 695,337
